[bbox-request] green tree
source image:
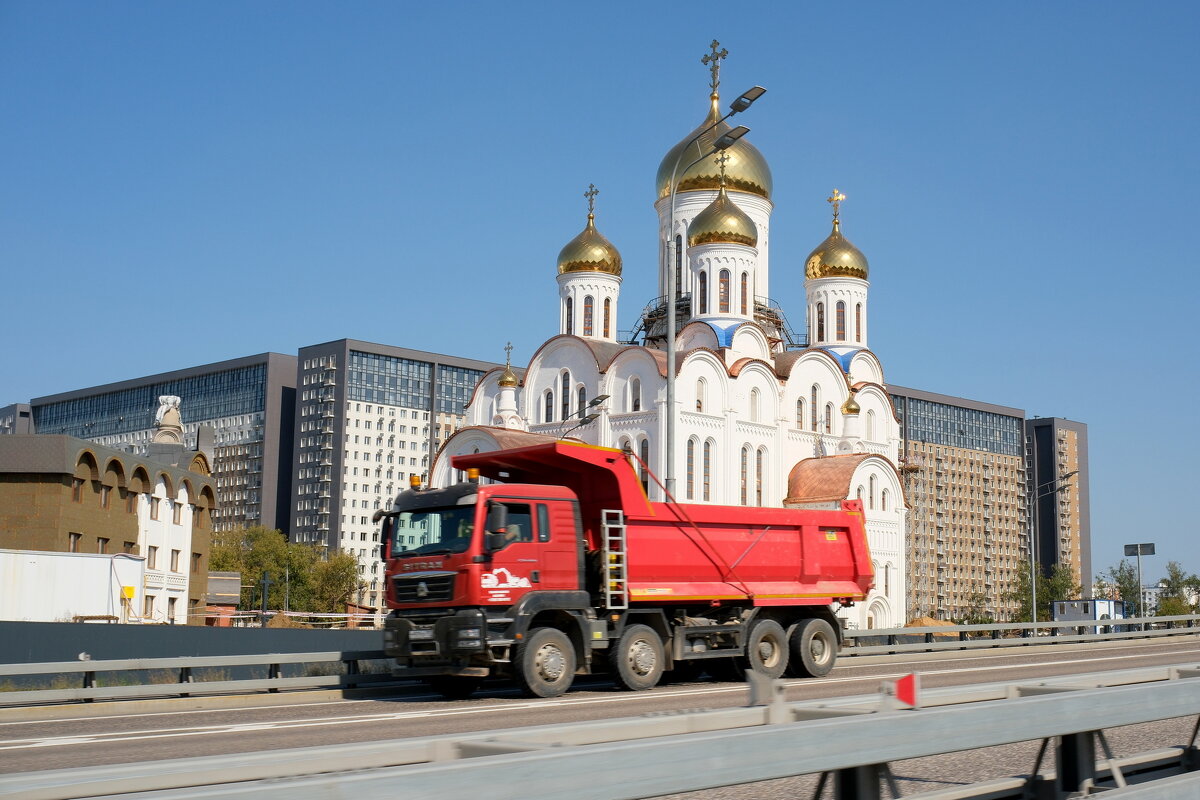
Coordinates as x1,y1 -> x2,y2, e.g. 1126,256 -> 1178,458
1156,561 -> 1198,616
208,526 -> 320,612
955,592 -> 994,626
1003,560 -> 1080,622
311,551 -> 365,613
1096,560 -> 1141,616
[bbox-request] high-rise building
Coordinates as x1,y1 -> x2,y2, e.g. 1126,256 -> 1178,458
889,385 -> 1028,621
22,354 -> 297,532
1026,417 -> 1091,595
290,339 -> 497,608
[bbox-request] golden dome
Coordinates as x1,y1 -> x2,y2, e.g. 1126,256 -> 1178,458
688,185 -> 758,247
840,391 -> 861,415
805,219 -> 869,280
498,364 -> 518,388
557,213 -> 622,276
656,94 -> 772,201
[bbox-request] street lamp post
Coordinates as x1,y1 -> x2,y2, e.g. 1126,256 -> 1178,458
1028,469 -> 1078,632
1123,541 -> 1156,620
663,86 -> 764,499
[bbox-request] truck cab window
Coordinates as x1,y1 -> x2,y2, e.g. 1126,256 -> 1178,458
496,502 -> 534,547
537,504 -> 551,542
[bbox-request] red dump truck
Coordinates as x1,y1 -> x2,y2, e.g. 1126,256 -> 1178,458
380,440 -> 873,698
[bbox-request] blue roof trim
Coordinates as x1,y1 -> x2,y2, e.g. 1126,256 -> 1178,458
820,346 -> 863,371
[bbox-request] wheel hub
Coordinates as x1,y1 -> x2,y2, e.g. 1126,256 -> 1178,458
629,641 -> 657,675
536,644 -> 565,681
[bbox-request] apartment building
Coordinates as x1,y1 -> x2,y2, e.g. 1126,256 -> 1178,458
1026,417 -> 1091,595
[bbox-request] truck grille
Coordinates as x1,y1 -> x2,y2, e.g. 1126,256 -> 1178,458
393,572 -> 455,603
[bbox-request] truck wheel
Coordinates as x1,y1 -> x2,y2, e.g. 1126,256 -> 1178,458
427,676 -> 482,700
610,624 -> 665,691
743,619 -> 789,679
788,618 -> 837,677
515,627 -> 576,698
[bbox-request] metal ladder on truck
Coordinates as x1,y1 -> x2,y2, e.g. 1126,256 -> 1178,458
602,509 -> 628,610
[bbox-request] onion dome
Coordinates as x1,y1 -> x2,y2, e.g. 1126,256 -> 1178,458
656,93 -> 772,201
498,362 -> 518,388
840,390 -> 861,415
687,160 -> 758,247
805,189 -> 869,280
558,185 -> 622,276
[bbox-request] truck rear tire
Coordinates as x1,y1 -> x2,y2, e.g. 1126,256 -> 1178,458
515,627 -> 576,698
788,618 -> 837,677
610,624 -> 665,691
427,675 -> 482,700
743,619 -> 789,679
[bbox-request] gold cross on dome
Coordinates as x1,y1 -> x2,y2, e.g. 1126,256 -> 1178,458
504,341 -> 513,366
827,189 -> 846,219
584,183 -> 599,215
715,150 -> 730,184
701,40 -> 728,93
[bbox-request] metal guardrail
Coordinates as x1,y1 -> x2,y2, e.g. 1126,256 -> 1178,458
3,663 -> 1198,800
1,616 -> 1197,708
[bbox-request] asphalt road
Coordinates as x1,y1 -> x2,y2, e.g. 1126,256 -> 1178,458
2,635 -> 1198,788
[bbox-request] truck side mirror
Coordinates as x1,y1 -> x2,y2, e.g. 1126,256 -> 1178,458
485,532 -> 507,552
486,502 -> 508,533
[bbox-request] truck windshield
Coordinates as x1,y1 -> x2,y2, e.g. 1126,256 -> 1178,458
390,505 -> 476,557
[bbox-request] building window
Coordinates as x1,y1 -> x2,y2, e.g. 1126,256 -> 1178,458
97,537 -> 109,554
577,386 -> 587,416
565,296 -> 573,333
561,373 -> 571,421
811,385 -> 820,430
796,398 -> 806,430
756,448 -> 765,507
126,491 -> 136,513
881,489 -> 889,511
686,439 -> 696,500
171,549 -> 181,572
856,303 -> 863,342
824,403 -> 834,433
740,446 -> 749,505
544,390 -> 554,423
702,441 -> 713,502
124,541 -> 136,554
72,478 -> 83,503
836,301 -> 846,341
639,439 -> 650,492
630,377 -> 641,412
696,378 -> 706,413
603,298 -> 612,338
147,546 -> 158,570
192,552 -> 202,573
869,474 -> 877,510
866,409 -> 876,440
719,269 -> 730,313
172,503 -> 182,525
698,272 -> 708,314
167,597 -> 177,624
69,533 -> 81,552
150,497 -> 160,520
740,272 -> 749,315
100,485 -> 110,509
816,302 -> 825,341
583,296 -> 594,337
749,388 -> 760,422
144,594 -> 155,618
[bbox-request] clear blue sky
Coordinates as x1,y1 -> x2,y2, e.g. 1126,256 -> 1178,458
3,3 -> 1198,580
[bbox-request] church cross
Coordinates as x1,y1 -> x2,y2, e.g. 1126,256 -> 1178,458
504,341 -> 513,366
584,183 -> 599,215
715,150 -> 730,185
827,188 -> 846,220
701,40 -> 728,93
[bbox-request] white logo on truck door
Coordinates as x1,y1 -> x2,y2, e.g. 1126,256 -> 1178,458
481,568 -> 532,589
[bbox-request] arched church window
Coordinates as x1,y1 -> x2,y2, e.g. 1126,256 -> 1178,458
856,303 -> 863,342
577,386 -> 587,417
811,385 -> 820,431
824,403 -> 834,433
856,485 -> 864,504
866,409 -> 876,440
604,298 -> 611,338
816,302 -> 826,341
836,301 -> 846,341
561,372 -> 571,421
698,272 -> 708,314
686,439 -> 696,500
881,488 -> 889,512
869,474 -> 877,510
740,445 -> 750,506
639,439 -> 650,493
756,447 -> 766,506
719,269 -> 730,313
630,377 -> 641,412
583,296 -> 594,337
696,378 -> 706,412
703,440 -> 713,501
674,235 -> 683,299
544,390 -> 554,423
796,398 -> 806,429
749,388 -> 760,423
565,297 -> 573,334
741,272 -> 749,315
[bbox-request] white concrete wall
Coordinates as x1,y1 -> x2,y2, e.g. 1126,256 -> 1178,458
0,549 -> 144,623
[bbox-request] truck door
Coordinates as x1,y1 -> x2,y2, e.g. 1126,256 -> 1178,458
480,500 -> 579,605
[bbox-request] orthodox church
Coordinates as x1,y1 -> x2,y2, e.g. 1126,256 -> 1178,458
434,44 -> 907,628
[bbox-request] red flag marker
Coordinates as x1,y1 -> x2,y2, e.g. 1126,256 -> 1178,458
895,672 -> 920,707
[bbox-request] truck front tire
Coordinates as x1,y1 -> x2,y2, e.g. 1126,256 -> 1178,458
610,624 -> 665,691
515,627 -> 576,698
788,618 -> 837,677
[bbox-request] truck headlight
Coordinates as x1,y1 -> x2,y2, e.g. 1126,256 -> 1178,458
455,628 -> 481,639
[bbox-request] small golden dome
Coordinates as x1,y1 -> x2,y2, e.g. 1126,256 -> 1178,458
841,392 -> 861,415
557,213 -> 622,276
498,364 -> 518,388
656,94 -> 772,201
688,185 -> 758,247
805,219 -> 869,280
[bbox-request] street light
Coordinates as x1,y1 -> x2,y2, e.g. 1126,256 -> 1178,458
1028,469 -> 1078,632
1123,542 -> 1155,619
663,86 -> 764,499
558,394 -> 609,440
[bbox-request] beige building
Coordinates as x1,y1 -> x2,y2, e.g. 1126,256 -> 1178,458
1026,417 -> 1090,596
